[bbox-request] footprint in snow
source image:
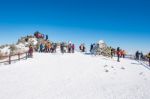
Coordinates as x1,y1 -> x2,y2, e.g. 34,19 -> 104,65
121,67 -> 125,70
105,69 -> 109,72
111,66 -> 114,68
139,72 -> 143,75
104,65 -> 108,68
139,72 -> 145,77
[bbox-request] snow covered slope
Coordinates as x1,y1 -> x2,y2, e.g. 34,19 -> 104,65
0,52 -> 150,99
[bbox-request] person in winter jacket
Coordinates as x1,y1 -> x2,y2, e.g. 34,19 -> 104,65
135,51 -> 140,60
53,43 -> 57,53
40,43 -> 44,52
140,52 -> 144,60
46,35 -> 48,41
90,44 -> 93,53
79,45 -> 82,51
68,43 -> 72,53
120,50 -> 126,58
60,43 -> 64,53
28,45 -> 34,58
72,44 -> 75,53
117,47 -> 120,62
47,42 -> 51,53
123,50 -> 126,58
147,52 -> 150,66
79,44 -> 85,52
110,47 -> 114,59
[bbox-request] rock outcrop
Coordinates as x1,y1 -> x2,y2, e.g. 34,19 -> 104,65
91,40 -> 111,57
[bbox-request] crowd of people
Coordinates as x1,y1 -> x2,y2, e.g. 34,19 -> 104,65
110,47 -> 126,62
135,51 -> 144,60
27,41 -> 76,58
28,44 -> 150,66
37,42 -> 57,53
135,51 -> 150,66
27,34 -> 150,66
60,42 -> 75,53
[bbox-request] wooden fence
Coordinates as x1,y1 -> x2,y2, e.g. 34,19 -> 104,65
0,52 -> 29,65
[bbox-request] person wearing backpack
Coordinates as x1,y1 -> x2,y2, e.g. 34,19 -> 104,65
147,52 -> 150,66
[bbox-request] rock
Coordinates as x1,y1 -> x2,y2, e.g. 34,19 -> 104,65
91,40 -> 111,57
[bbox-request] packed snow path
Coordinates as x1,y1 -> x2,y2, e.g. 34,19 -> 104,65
0,52 -> 150,99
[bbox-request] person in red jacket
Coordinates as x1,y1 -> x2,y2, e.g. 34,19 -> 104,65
28,45 -> 34,58
120,50 -> 123,58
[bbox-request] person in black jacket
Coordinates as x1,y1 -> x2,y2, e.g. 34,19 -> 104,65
60,43 -> 64,53
46,35 -> 48,40
147,52 -> 150,66
110,47 -> 114,59
117,47 -> 120,62
90,44 -> 93,53
135,51 -> 140,60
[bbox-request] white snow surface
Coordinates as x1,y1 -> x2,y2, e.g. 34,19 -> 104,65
0,52 -> 150,99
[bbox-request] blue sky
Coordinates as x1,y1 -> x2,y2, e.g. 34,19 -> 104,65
0,0 -> 150,54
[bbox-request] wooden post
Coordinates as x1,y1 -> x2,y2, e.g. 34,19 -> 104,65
18,53 -> 20,61
26,52 -> 28,59
9,55 -> 11,64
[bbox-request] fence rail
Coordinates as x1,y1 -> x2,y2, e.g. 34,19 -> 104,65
125,54 -> 149,66
0,52 -> 29,64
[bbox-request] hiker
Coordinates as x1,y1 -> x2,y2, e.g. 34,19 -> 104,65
83,45 -> 86,52
90,44 -> 93,53
68,43 -> 72,53
51,43 -> 55,53
140,52 -> 144,60
46,35 -> 48,41
147,52 -> 150,66
47,42 -> 51,53
79,45 -> 82,51
54,43 -> 57,53
39,43 -> 44,52
72,44 -> 75,53
79,44 -> 85,52
110,48 -> 114,58
117,47 -> 120,62
44,43 -> 48,52
28,45 -> 34,58
135,51 -> 140,60
60,43 -> 64,53
42,34 -> 45,39
121,50 -> 126,58
123,50 -> 126,58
